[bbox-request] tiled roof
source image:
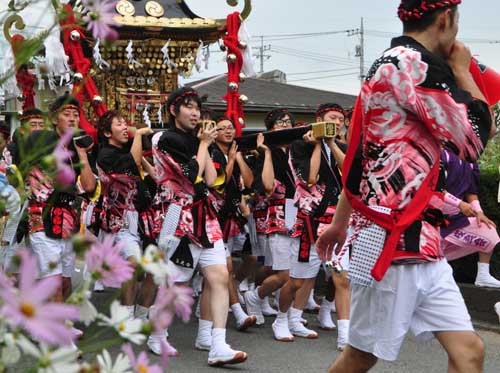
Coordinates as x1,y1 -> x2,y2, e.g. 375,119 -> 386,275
188,74 -> 357,113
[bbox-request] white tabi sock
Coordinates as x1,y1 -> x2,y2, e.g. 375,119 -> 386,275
230,303 -> 248,323
211,328 -> 227,350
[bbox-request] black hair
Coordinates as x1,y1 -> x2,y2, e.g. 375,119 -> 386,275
264,108 -> 295,130
49,92 -> 80,116
316,103 -> 345,120
215,115 -> 233,124
97,110 -> 122,144
20,108 -> 44,123
166,87 -> 202,128
402,5 -> 457,33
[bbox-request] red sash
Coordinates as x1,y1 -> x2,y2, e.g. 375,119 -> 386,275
342,96 -> 440,281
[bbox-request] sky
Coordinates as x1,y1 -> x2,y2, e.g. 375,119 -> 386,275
184,0 -> 500,95
1,0 -> 500,96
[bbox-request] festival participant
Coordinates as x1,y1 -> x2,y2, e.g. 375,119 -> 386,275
276,103 -> 350,348
317,1 -> 493,372
211,116 -> 257,331
0,123 -> 10,155
96,111 -> 165,352
152,87 -> 247,367
26,94 -> 96,302
244,109 -> 298,334
440,148 -> 500,288
3,108 -> 45,165
2,108 -> 46,273
245,148 -> 278,316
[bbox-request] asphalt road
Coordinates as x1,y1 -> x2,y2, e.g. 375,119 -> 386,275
10,264 -> 500,372
152,307 -> 500,373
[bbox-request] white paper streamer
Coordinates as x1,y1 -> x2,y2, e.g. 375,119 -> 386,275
238,20 -> 256,77
44,27 -> 71,86
93,39 -> 110,70
126,40 -> 143,68
143,104 -> 151,127
32,58 -> 46,90
157,103 -> 163,126
204,46 -> 210,70
161,39 -> 176,68
177,73 -> 185,88
195,39 -> 204,73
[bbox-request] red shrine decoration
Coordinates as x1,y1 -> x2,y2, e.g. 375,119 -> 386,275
223,12 -> 246,137
59,4 -> 104,142
9,34 -> 37,112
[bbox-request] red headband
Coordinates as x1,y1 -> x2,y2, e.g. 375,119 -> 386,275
316,107 -> 345,118
265,108 -> 289,122
58,104 -> 80,113
398,0 -> 461,21
171,91 -> 198,107
20,114 -> 43,122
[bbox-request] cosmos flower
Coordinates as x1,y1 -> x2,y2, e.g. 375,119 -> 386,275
82,0 -> 119,41
122,343 -> 162,373
98,301 -> 145,345
0,250 -> 79,346
84,235 -> 134,288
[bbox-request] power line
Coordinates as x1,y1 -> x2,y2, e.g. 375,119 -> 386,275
271,48 -> 358,67
251,29 -> 358,42
272,45 -> 358,64
287,67 -> 359,76
288,72 -> 359,82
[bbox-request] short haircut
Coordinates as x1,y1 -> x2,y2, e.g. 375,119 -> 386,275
264,108 -> 295,130
402,5 -> 457,33
97,110 -> 122,144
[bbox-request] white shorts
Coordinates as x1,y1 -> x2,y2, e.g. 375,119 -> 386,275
225,233 -> 246,258
290,238 -> 321,279
169,239 -> 227,283
29,232 -> 74,278
114,229 -> 142,260
112,210 -> 142,260
349,259 -> 473,362
268,233 -> 293,271
258,234 -> 272,267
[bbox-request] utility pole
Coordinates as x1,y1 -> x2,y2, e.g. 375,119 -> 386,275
255,36 -> 271,73
360,17 -> 365,83
348,17 -> 365,85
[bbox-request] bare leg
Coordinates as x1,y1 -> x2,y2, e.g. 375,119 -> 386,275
294,278 -> 316,310
51,275 -> 64,302
279,278 -> 305,312
202,264 -> 229,329
200,284 -> 212,321
328,345 -> 378,373
235,254 -> 258,283
137,273 -> 156,308
257,270 -> 289,299
435,331 -> 484,373
255,265 -> 273,286
332,271 -> 350,320
62,277 -> 72,300
121,257 -> 137,306
226,257 -> 239,306
325,277 -> 335,302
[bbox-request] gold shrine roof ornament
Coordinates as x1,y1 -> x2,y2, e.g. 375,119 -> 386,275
112,0 -> 251,29
145,1 -> 165,17
116,0 -> 135,16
